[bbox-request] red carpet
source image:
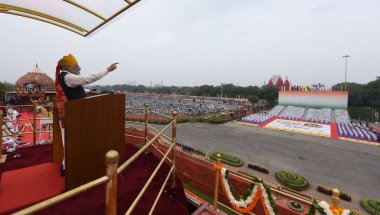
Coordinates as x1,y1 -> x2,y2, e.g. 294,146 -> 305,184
0,144 -> 189,215
0,144 -> 52,172
330,123 -> 339,139
259,116 -> 277,128
0,162 -> 65,215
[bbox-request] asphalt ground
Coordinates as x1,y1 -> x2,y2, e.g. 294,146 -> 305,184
126,121 -> 380,213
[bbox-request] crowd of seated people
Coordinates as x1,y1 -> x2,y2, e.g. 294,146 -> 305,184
125,93 -> 250,116
334,109 -> 350,123
334,109 -> 379,142
3,106 -> 21,133
279,106 -> 305,120
241,105 -> 284,124
2,131 -> 21,152
305,108 -> 331,124
337,122 -> 378,142
2,106 -> 22,152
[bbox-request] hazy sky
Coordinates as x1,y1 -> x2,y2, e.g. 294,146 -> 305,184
1,0 -> 379,87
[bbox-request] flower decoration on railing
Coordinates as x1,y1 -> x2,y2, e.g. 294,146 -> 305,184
16,88 -> 46,95
307,200 -> 350,215
2,124 -> 33,135
216,166 -> 279,214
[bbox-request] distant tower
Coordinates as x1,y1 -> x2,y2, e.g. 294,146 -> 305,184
267,75 -> 290,90
276,77 -> 283,88
284,76 -> 290,91
268,80 -> 274,88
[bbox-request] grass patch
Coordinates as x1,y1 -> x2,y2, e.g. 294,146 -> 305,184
182,182 -> 240,215
208,115 -> 232,124
275,171 -> 309,191
361,199 -> 380,215
209,152 -> 244,167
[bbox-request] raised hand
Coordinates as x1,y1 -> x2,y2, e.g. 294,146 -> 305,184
107,62 -> 119,72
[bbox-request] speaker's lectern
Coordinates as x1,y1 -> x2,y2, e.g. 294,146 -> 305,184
54,94 -> 125,190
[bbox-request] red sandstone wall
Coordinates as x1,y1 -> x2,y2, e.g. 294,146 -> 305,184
125,128 -> 311,215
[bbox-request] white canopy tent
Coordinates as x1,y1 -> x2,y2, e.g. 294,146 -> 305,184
0,0 -> 141,37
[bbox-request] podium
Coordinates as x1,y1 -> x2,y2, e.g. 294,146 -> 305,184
54,94 -> 125,190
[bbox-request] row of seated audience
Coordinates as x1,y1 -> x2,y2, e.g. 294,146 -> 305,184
305,108 -> 331,124
240,105 -> 379,143
2,106 -> 22,152
240,105 -> 284,124
3,107 -> 21,133
334,109 -> 350,123
2,131 -> 21,152
337,122 -> 378,142
125,93 -> 250,116
279,106 -> 305,120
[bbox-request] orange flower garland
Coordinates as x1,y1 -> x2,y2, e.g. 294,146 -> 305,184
329,206 -> 344,215
214,164 -> 223,171
218,170 -> 271,215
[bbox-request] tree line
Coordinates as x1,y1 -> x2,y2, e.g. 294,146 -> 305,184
1,77 -> 378,109
91,83 -> 278,104
92,77 -> 379,109
0,81 -> 15,101
333,77 -> 379,109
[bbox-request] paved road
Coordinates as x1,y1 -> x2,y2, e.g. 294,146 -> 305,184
127,121 -> 380,213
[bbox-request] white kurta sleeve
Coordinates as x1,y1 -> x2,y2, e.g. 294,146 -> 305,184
64,70 -> 109,88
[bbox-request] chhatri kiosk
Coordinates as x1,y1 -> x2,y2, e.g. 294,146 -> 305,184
5,64 -> 56,105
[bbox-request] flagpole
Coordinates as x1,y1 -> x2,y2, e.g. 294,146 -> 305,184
343,55 -> 350,91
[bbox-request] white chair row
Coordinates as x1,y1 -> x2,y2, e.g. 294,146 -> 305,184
335,109 -> 350,123
305,108 -> 331,124
337,123 -> 378,141
241,113 -> 272,124
268,105 -> 285,116
241,105 -> 285,124
279,106 -> 305,120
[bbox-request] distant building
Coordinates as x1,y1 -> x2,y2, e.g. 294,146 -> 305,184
267,75 -> 290,90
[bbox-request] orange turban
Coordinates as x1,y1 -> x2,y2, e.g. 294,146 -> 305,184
58,54 -> 78,68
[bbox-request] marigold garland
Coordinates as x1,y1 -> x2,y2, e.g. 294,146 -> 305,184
213,164 -> 222,171
218,167 -> 277,215
219,172 -> 260,214
3,124 -> 27,135
306,200 -> 350,215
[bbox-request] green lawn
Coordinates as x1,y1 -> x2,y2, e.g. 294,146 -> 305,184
182,182 -> 240,215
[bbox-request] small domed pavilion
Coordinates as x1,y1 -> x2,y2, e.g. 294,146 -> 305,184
5,64 -> 56,105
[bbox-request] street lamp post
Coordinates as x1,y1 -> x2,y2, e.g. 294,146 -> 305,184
221,83 -> 223,99
343,55 -> 350,91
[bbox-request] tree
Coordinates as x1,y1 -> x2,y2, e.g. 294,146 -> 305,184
249,95 -> 260,104
258,87 -> 278,101
0,81 -> 15,102
347,83 -> 366,107
363,77 -> 380,109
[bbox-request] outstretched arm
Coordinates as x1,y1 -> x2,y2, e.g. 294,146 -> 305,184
65,63 -> 119,87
